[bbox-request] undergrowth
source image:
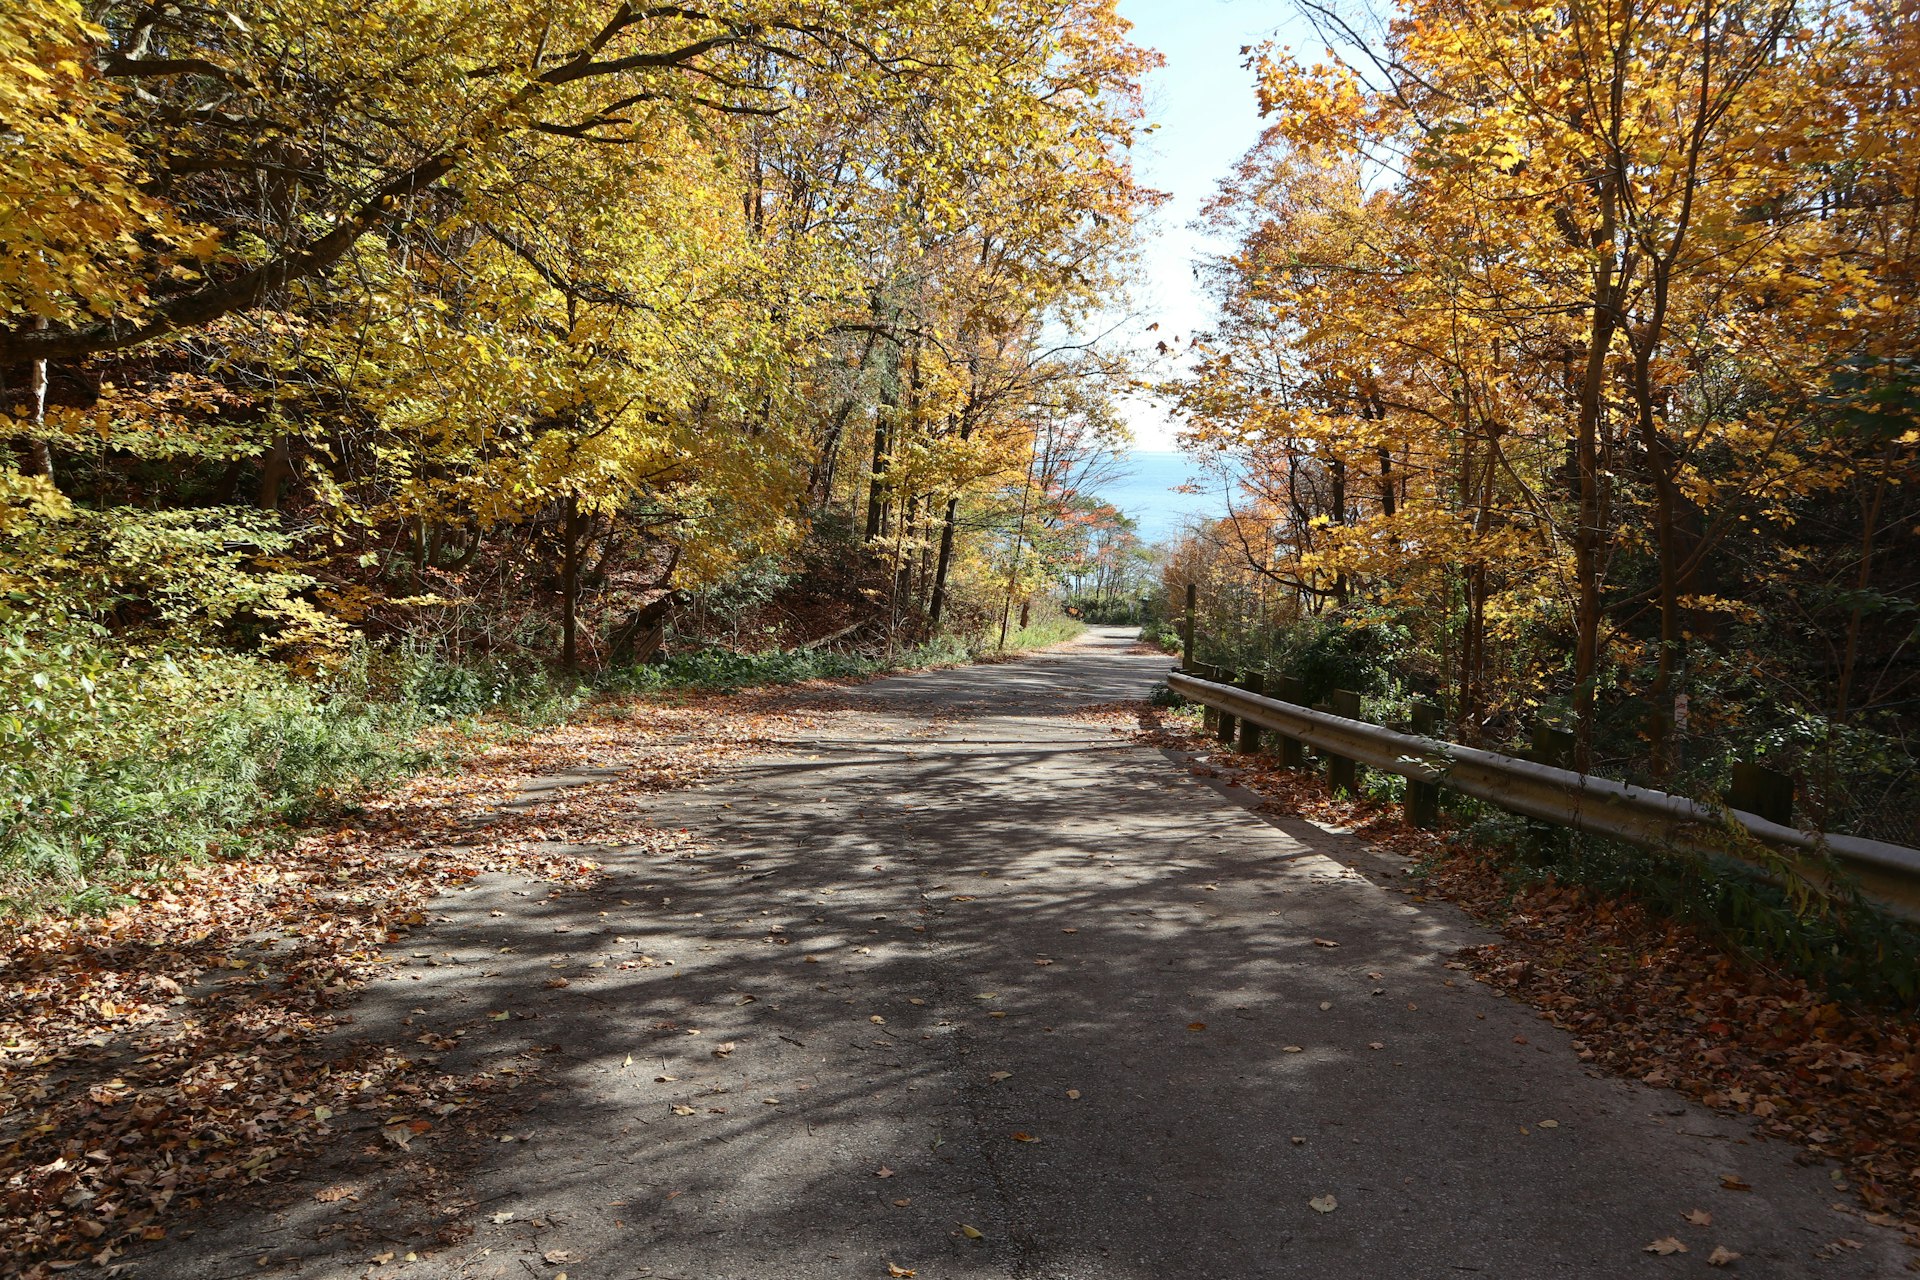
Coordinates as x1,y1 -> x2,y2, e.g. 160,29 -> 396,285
1451,798 -> 1920,1009
2,621 -> 1085,911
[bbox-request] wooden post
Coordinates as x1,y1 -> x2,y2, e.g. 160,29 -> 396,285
1326,689 -> 1362,795
1236,672 -> 1264,754
1532,723 -> 1576,770
1182,582 -> 1196,672
1216,669 -> 1238,745
1406,700 -> 1441,829
1199,664 -> 1219,733
1729,763 -> 1794,826
1275,675 -> 1306,767
1525,722 -> 1575,858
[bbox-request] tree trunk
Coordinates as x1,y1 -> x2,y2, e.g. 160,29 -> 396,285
256,435 -> 294,510
560,495 -> 583,672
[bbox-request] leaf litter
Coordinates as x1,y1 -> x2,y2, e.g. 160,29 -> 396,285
0,687 -> 838,1275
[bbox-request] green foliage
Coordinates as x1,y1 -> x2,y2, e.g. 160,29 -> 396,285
1000,617 -> 1085,651
1064,590 -> 1156,625
0,627 -> 430,903
610,646 -> 878,693
1270,610 -> 1412,703
1138,618 -> 1183,652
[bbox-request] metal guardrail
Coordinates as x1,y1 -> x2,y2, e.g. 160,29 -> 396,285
1166,669 -> 1920,924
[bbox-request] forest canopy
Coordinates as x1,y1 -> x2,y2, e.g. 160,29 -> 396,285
1,0 -> 1159,887
1167,0 -> 1919,843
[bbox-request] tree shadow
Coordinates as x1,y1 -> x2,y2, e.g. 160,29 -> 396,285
116,629 -> 1905,1279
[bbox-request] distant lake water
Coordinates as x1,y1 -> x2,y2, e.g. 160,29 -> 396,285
1091,450 -> 1223,546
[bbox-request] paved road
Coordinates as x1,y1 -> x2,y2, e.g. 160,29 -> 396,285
140,628 -> 1903,1278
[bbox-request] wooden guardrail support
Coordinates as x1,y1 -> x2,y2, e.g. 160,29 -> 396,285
1326,689 -> 1362,795
1525,722 -> 1576,857
1199,664 -> 1219,732
1182,583 -> 1196,672
1236,672 -> 1264,754
1730,762 -> 1794,826
1406,700 -> 1441,829
1274,675 -> 1306,767
1216,670 -> 1239,745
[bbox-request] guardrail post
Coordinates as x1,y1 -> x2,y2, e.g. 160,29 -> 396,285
1326,689 -> 1362,795
1236,672 -> 1264,754
1274,675 -> 1307,767
1729,762 -> 1794,826
1182,583 -> 1196,672
1526,723 -> 1575,858
1198,663 -> 1219,733
1216,670 -> 1239,745
1406,700 -> 1441,829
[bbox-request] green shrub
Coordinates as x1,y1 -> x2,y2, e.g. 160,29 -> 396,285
0,626 -> 431,902
607,645 -> 880,693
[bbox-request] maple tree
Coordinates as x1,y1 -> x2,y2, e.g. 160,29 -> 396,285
1170,0 -> 1919,826
1,0 -> 1157,888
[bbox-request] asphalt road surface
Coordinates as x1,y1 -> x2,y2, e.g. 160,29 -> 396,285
135,627 -> 1905,1279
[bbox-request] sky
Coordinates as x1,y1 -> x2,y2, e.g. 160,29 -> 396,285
1090,2 -> 1314,540
1108,0 -> 1314,451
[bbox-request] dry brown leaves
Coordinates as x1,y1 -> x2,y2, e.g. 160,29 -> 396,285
0,688 -> 831,1276
1130,706 -> 1920,1243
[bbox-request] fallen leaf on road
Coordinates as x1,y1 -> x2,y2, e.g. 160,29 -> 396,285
1644,1237 -> 1688,1255
1309,1195 -> 1337,1213
892,1198 -> 912,1207
1538,1119 -> 1559,1129
989,1071 -> 1013,1082
315,1185 -> 357,1204
1012,1132 -> 1037,1143
1290,1136 -> 1305,1145
1319,1001 -> 1332,1010
887,1265 -> 916,1277
1368,1042 -> 1385,1050
1187,1022 -> 1207,1032
960,1224 -> 984,1240
870,1015 -> 886,1024
874,1166 -> 895,1178
544,1251 -> 576,1264
1066,1089 -> 1081,1099
671,1105 -> 695,1116
1707,1246 -> 1740,1267
1720,1175 -> 1752,1192
1683,1210 -> 1711,1226
544,976 -> 570,988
